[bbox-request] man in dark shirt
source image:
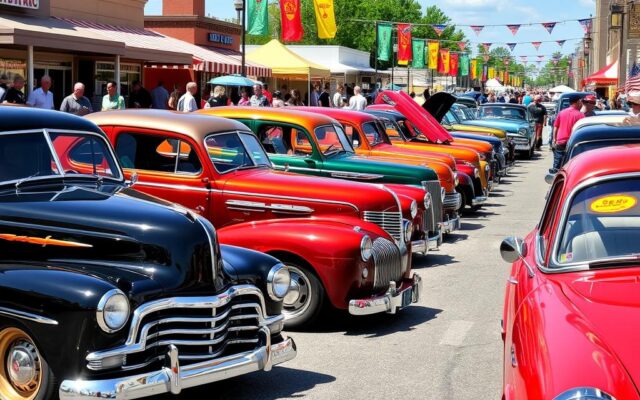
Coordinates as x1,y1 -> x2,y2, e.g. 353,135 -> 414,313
128,81 -> 152,108
318,83 -> 331,107
4,75 -> 26,104
528,95 -> 547,149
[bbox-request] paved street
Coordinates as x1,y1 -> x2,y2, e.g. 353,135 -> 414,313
160,137 -> 553,400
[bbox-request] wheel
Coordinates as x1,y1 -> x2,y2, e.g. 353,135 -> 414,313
282,263 -> 325,329
0,326 -> 56,400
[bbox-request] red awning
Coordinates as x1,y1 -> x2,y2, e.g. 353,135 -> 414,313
584,60 -> 618,85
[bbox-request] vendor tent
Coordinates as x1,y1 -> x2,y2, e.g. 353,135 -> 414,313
549,84 -> 575,93
584,61 -> 618,86
246,39 -> 330,80
485,79 -> 504,89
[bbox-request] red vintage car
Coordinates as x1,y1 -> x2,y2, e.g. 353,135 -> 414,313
87,110 -> 421,329
499,144 -> 640,399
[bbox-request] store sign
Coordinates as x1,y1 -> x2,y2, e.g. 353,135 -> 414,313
0,0 -> 40,9
208,33 -> 233,45
630,6 -> 640,39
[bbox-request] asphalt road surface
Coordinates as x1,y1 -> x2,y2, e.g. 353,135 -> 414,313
159,142 -> 553,400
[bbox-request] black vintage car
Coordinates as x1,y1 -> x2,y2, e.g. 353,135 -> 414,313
0,107 -> 296,399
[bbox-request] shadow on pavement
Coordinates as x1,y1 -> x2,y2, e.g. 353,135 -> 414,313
166,367 -> 336,400
412,252 -> 457,269
460,222 -> 484,231
443,232 -> 468,243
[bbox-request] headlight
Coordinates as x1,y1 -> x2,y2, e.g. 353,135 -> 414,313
423,191 -> 431,209
552,387 -> 616,400
474,168 -> 480,178
454,172 -> 459,186
360,235 -> 373,262
518,127 -> 528,135
410,200 -> 418,219
403,219 -> 412,243
97,289 -> 130,333
267,264 -> 291,300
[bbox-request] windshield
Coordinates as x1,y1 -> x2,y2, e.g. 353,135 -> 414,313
569,140 -> 640,163
315,124 -> 354,156
556,178 -> 640,266
380,118 -> 405,143
446,110 -> 461,124
0,130 -> 121,184
478,106 -> 526,121
205,131 -> 271,173
362,122 -> 390,146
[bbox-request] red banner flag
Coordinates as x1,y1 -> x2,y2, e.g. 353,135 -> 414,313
449,53 -> 459,76
438,48 -> 450,74
280,0 -> 303,41
470,25 -> 484,36
505,71 -> 509,83
541,22 -> 557,34
532,41 -> 542,51
507,24 -> 521,35
397,23 -> 412,65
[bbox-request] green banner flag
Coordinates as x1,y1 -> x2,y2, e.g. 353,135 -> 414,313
247,0 -> 269,36
411,39 -> 425,69
377,23 -> 393,62
476,58 -> 483,79
460,54 -> 469,76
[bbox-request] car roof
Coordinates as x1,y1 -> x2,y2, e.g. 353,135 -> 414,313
572,115 -> 628,133
563,144 -> 640,189
568,123 -> 640,147
0,106 -> 104,134
198,106 -> 338,129
86,109 -> 251,142
290,107 -> 378,124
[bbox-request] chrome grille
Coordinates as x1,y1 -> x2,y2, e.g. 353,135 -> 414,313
363,211 -> 402,242
444,192 -> 463,211
372,237 -> 403,291
423,180 -> 444,233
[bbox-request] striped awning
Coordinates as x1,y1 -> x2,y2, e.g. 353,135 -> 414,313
189,46 -> 271,77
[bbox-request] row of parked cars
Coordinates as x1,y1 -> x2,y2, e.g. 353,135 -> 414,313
0,90 -> 530,399
499,111 -> 640,399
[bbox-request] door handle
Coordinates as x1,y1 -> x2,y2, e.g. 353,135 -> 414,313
195,205 -> 206,214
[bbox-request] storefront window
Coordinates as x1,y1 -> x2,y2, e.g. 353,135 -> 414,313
0,58 -> 27,87
95,62 -> 141,99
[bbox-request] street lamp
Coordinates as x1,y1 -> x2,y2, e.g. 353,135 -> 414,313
234,0 -> 246,77
610,4 -> 624,29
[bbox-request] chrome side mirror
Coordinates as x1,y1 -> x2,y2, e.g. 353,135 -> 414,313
500,236 -> 527,263
544,173 -> 555,185
128,172 -> 138,187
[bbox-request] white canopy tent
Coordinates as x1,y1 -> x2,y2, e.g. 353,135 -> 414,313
549,84 -> 575,93
485,79 -> 504,89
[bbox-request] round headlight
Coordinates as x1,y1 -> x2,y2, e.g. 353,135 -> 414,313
403,219 -> 412,243
552,387 -> 616,400
474,168 -> 480,178
360,235 -> 373,262
267,264 -> 291,300
410,200 -> 418,219
423,192 -> 431,209
97,289 -> 130,333
518,127 -> 528,135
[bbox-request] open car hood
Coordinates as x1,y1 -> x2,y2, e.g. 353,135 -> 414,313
422,92 -> 457,123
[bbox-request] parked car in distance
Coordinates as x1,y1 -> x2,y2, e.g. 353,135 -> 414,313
87,110 -> 421,328
499,145 -> 640,400
473,103 -> 536,159
0,107 -> 296,400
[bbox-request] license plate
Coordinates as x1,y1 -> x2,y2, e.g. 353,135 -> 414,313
401,288 -> 413,308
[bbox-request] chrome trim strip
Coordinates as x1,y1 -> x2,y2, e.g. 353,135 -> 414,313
0,307 -> 58,326
134,180 -> 210,193
329,171 -> 384,180
196,217 -> 218,279
225,200 -> 314,214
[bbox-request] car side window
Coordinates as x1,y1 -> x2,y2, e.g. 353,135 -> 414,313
293,129 -> 313,155
538,178 -> 565,260
343,124 -> 360,148
258,125 -> 291,155
115,132 -> 202,174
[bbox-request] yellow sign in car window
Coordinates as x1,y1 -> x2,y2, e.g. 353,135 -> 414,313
590,195 -> 637,213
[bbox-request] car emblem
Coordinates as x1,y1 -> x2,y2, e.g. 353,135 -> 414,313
0,234 -> 93,248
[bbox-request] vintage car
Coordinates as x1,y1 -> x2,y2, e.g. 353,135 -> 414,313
199,107 -> 444,253
87,110 -> 421,328
571,114 -> 627,133
499,145 -> 640,400
0,107 -> 296,399
548,92 -> 596,127
470,103 -> 536,159
455,95 -> 478,111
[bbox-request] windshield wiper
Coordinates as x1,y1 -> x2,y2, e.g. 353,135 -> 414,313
322,143 -> 339,155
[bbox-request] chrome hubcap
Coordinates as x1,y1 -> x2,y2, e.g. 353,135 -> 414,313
282,266 -> 312,320
6,341 -> 39,392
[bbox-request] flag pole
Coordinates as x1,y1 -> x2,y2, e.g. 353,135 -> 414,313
375,21 -> 379,85
241,0 -> 246,77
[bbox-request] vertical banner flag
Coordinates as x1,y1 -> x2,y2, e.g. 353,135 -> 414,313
470,59 -> 477,79
556,40 -> 566,48
280,0 -> 303,42
460,54 -> 469,76
449,53 -> 459,76
428,40 -> 439,69
438,49 -> 450,74
476,58 -> 482,79
397,24 -> 412,65
482,64 -> 488,81
470,25 -> 484,36
412,39 -> 425,68
532,41 -> 542,51
482,43 -> 492,53
505,71 -> 509,83
507,24 -> 521,35
507,43 -> 517,52
499,70 -> 505,82
488,67 -> 495,80
432,24 -> 447,37
377,23 -> 393,61
578,18 -> 593,34
313,0 -> 337,39
247,0 -> 269,36
542,22 -> 557,34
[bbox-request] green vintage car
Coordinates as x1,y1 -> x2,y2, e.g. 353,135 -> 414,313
199,107 -> 447,253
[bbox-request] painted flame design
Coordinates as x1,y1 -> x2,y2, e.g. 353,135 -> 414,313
0,234 -> 93,248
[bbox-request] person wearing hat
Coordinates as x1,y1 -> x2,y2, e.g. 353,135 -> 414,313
627,92 -> 640,118
528,95 -> 547,149
581,94 -> 597,117
550,94 -> 584,173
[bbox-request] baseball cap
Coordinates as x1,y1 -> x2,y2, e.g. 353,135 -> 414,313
583,94 -> 596,103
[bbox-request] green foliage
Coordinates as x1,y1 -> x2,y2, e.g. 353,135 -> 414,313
528,54 -> 572,87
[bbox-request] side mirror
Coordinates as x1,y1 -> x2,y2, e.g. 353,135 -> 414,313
128,172 -> 138,187
544,173 -> 555,185
500,236 -> 527,263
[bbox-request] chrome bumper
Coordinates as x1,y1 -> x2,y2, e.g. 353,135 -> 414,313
428,230 -> 442,250
441,214 -> 461,234
349,274 -> 422,316
411,239 -> 428,255
472,196 -> 488,206
59,329 -> 296,400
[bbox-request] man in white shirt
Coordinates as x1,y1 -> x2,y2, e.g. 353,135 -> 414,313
347,86 -> 367,111
27,75 -> 54,109
177,82 -> 198,112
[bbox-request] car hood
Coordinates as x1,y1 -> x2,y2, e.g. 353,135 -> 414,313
560,269 -> 640,386
459,119 -> 527,133
327,153 -> 439,183
423,92 -> 457,123
0,183 -> 226,298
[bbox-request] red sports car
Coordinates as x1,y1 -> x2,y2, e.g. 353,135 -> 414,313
500,144 -> 640,400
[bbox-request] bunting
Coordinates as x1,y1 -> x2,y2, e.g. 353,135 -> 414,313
470,59 -> 478,80
556,40 -> 566,48
397,23 -> 412,65
578,18 -> 593,34
432,24 -> 447,37
247,0 -> 269,36
438,48 -> 450,74
458,42 -> 466,51
450,53 -> 459,76
507,24 -> 521,35
280,0 -> 303,42
482,43 -> 492,52
507,43 -> 517,52
520,56 -> 528,62
470,25 -> 484,36
412,39 -> 426,69
313,0 -> 337,39
460,54 -> 469,76
376,23 -> 393,62
541,22 -> 557,34
537,55 -> 545,61
532,41 -> 542,51
428,40 -> 439,70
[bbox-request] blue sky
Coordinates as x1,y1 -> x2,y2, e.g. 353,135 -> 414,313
145,0 -> 595,62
